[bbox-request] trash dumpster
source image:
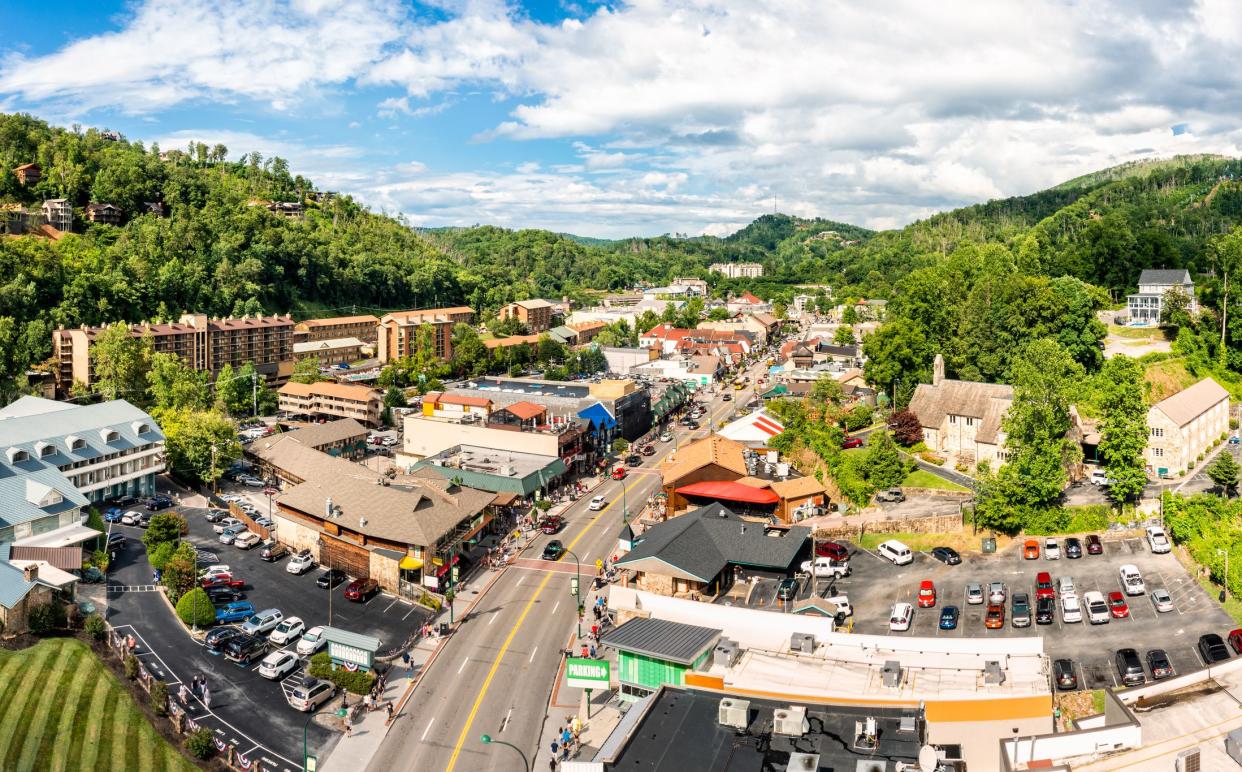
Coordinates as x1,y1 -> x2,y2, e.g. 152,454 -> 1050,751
981,537 -> 997,554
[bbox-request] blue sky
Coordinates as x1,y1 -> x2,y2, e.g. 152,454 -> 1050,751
2,0 -> 1241,238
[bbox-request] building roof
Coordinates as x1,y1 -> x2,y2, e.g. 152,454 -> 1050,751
381,307 -> 470,326
675,480 -> 781,505
816,342 -> 860,358
482,334 -> 541,350
498,401 -> 546,421
660,435 -> 749,485
750,311 -> 778,327
424,391 -> 493,409
687,355 -> 720,375
293,336 -> 366,354
0,545 -> 36,610
568,320 -> 607,333
512,298 -> 553,310
738,292 -> 763,304
1152,377 -> 1229,427
413,446 -> 567,496
8,546 -> 83,570
281,418 -> 368,449
615,502 -> 808,582
278,380 -> 380,402
1138,268 -> 1192,286
908,379 -> 1013,444
718,410 -> 785,444
769,475 -> 827,499
297,315 -> 379,328
600,617 -> 721,665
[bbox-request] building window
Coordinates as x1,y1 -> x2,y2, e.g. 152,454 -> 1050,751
1151,427 -> 1163,438
1152,448 -> 1164,458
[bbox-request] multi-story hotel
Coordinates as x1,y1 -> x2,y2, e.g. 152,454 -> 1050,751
293,314 -> 380,344
709,262 -> 764,279
377,306 -> 474,363
498,299 -> 554,333
277,381 -> 384,427
53,313 -> 294,396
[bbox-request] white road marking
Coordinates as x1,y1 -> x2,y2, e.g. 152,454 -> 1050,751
500,707 -> 513,733
552,601 -> 560,615
421,718 -> 436,742
382,599 -> 398,613
529,645 -> 538,663
489,611 -> 499,625
458,657 -> 469,674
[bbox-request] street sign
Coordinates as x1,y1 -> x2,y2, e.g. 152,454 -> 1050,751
570,577 -> 579,597
306,755 -> 317,772
451,565 -> 459,582
565,657 -> 610,690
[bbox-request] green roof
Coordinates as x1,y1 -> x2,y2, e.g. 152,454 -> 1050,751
321,626 -> 381,652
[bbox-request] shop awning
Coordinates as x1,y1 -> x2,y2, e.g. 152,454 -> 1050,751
492,492 -> 520,507
676,480 -> 781,505
399,556 -> 424,570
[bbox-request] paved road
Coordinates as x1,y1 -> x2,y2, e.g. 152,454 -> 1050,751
367,360 -> 771,772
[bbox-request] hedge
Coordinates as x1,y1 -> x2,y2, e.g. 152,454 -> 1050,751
309,651 -> 377,695
175,588 -> 216,627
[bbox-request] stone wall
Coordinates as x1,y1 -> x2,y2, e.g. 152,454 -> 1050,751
812,511 -> 963,541
370,551 -> 401,592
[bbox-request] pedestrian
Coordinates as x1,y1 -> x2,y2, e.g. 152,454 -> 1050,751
549,759 -> 557,772
589,644 -> 596,659
580,644 -> 588,658
561,728 -> 571,748
551,740 -> 559,758
345,715 -> 353,738
202,687 -> 211,710
386,702 -> 394,721
572,715 -> 582,738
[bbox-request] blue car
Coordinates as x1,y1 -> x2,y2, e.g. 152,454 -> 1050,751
939,605 -> 960,630
103,507 -> 126,523
215,601 -> 255,624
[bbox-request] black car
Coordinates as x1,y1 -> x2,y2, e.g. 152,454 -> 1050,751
1064,537 -> 1083,559
106,532 -> 125,550
204,627 -> 244,655
683,420 -> 700,430
110,494 -> 139,508
1115,648 -> 1146,687
542,540 -> 565,561
204,509 -> 229,523
205,586 -> 244,604
146,495 -> 175,511
930,546 -> 961,565
1147,649 -> 1175,680
134,512 -> 153,528
1035,596 -> 1055,625
1199,633 -> 1231,664
316,568 -> 347,589
224,633 -> 266,665
1053,658 -> 1078,691
721,394 -> 732,401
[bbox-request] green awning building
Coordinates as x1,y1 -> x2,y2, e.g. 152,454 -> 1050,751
601,617 -> 722,700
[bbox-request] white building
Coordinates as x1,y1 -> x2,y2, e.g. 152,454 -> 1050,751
1127,268 -> 1196,325
1145,377 -> 1229,477
709,262 -> 764,279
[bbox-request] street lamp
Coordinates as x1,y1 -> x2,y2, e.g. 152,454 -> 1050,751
1220,547 -> 1231,603
480,734 -> 530,772
304,704 -> 349,771
562,547 -> 584,639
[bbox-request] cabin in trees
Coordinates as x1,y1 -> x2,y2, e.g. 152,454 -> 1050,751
85,203 -> 123,226
1126,269 -> 1196,326
40,200 -> 72,232
13,163 -> 40,186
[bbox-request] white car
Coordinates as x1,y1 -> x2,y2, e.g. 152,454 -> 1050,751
198,567 -> 232,582
1083,590 -> 1110,624
198,564 -> 231,577
234,532 -> 262,550
287,552 -> 315,575
987,581 -> 1006,605
121,510 -> 144,525
1044,538 -> 1060,560
1089,468 -> 1114,486
383,437 -> 398,447
1120,564 -> 1146,595
588,495 -> 606,511
1146,526 -> 1171,554
1151,588 -> 1175,613
257,650 -> 299,680
889,602 -> 913,632
269,617 -> 305,645
823,595 -> 852,617
297,626 -> 328,656
1061,593 -> 1082,623
213,517 -> 243,534
660,432 -> 673,442
965,583 -> 984,605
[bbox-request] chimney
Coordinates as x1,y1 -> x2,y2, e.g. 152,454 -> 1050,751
932,354 -> 945,387
21,563 -> 37,583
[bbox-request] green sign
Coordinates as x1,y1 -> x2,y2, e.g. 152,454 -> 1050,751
566,657 -> 610,689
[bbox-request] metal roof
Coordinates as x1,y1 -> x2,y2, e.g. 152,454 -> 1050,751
320,626 -> 381,652
600,617 -> 721,665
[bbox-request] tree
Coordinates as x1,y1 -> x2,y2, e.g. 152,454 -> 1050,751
842,305 -> 860,325
161,408 -> 242,485
91,324 -> 152,402
1160,286 -> 1194,330
861,431 -> 906,489
175,587 -> 216,627
834,326 -> 856,346
707,306 -> 732,321
142,511 -> 187,550
148,352 -> 209,413
148,541 -> 176,571
162,542 -> 199,601
384,385 -> 408,409
810,374 -> 844,406
1096,356 -> 1148,504
290,357 -> 325,384
862,319 -> 931,406
888,409 -> 923,446
1207,452 -> 1240,495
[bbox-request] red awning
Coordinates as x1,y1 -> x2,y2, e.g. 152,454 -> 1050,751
675,481 -> 780,505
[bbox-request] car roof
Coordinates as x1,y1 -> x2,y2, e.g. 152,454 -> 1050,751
1036,571 -> 1051,580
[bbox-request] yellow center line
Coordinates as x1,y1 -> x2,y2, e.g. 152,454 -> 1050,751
444,473 -> 650,771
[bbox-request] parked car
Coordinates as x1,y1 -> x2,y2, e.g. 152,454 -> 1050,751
776,578 -> 800,601
1119,564 -> 1146,595
1044,538 -> 1060,560
542,540 -> 565,561
877,539 -> 913,566
938,605 -> 959,630
146,494 -> 175,511
224,634 -> 267,665
1085,534 -> 1103,555
588,496 -> 606,511
1145,526 -> 1172,554
215,601 -> 255,624
984,604 -> 1005,629
269,617 -> 305,645
121,510 -> 144,525
1011,592 -> 1031,628
233,532 -> 261,550
1107,591 -> 1130,618
202,576 -> 245,591
841,437 -> 863,449
205,626 -> 244,655
1083,591 -> 1110,624
1151,588 -> 1175,613
344,578 -> 380,602
258,650 -> 299,680
240,608 -> 284,636
198,566 -> 232,582
987,581 -> 1006,604
287,551 -> 315,575
875,488 -> 905,503
1089,468 -> 1114,486
539,516 -> 564,535
889,602 -> 913,632
1035,596 -> 1055,625
625,454 -> 641,466
240,476 -> 265,488
1202,633 -> 1232,663
659,432 -> 673,442
965,583 -> 984,605
1035,571 -> 1055,601
204,509 -> 229,523
287,678 -> 336,711
1061,593 -> 1083,623
259,541 -> 288,561
316,569 -> 347,589
103,507 -> 126,523
640,445 -> 656,456
1022,540 -> 1040,560
205,586 -> 245,604
1147,649 -> 1175,680
213,517 -> 243,534
930,546 -> 961,565
916,580 -> 937,608
801,557 -> 850,578
109,494 -> 139,508
1054,658 -> 1078,690
1064,537 -> 1083,559
1115,648 -> 1146,687
611,467 -> 627,480
814,541 -> 850,562
297,626 -> 328,657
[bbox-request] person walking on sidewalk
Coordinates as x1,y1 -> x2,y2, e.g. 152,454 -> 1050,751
345,715 -> 353,738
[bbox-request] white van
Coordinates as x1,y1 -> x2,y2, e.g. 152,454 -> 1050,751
877,540 -> 913,566
1057,575 -> 1076,597
824,595 -> 853,616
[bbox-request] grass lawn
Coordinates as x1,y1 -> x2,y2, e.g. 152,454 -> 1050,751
857,529 -> 1012,555
1144,357 -> 1198,403
902,468 -> 969,492
1108,323 -> 1170,340
0,638 -> 195,772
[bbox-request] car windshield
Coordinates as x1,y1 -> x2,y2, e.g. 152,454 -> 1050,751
304,631 -> 320,642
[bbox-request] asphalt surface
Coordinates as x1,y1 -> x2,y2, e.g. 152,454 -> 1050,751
367,360 -> 774,772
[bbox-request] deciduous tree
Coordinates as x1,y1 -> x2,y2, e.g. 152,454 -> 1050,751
1096,356 -> 1148,504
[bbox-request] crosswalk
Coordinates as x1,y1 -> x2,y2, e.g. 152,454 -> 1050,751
107,584 -> 163,593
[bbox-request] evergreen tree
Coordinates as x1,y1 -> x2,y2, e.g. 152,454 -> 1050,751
1207,452 -> 1240,495
91,325 -> 152,403
861,431 -> 906,489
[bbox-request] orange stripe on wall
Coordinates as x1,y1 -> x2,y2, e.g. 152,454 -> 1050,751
924,695 -> 1052,723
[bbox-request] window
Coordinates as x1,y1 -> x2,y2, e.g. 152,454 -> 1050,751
1152,448 -> 1164,458
70,437 -> 85,450
1151,427 -> 1163,438
39,444 -> 55,457
6,448 -> 29,463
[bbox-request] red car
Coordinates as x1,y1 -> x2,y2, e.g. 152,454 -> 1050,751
539,516 -> 564,535
917,580 -> 937,608
612,467 -> 627,480
1228,629 -> 1242,654
1035,572 -> 1055,601
201,576 -> 245,590
1107,591 -> 1130,618
1085,534 -> 1103,555
841,437 -> 864,449
343,578 -> 379,602
814,541 -> 850,561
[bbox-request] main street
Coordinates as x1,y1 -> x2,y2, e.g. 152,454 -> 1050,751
367,359 -> 772,772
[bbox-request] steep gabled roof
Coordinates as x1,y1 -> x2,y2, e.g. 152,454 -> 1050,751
1137,269 -> 1192,286
659,435 -> 749,484
1152,377 -> 1229,427
908,379 -> 1013,445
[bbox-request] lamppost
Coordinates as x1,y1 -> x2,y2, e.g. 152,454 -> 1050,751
304,704 -> 349,771
562,547 -> 584,639
1220,547 -> 1231,603
480,734 -> 530,772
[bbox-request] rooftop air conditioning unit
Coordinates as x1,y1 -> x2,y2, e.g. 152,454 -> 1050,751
506,465 -> 518,476
983,661 -> 1005,685
1175,747 -> 1201,772
882,661 -> 902,688
717,698 -> 750,730
787,753 -> 819,771
714,638 -> 740,667
790,633 -> 815,654
773,706 -> 808,737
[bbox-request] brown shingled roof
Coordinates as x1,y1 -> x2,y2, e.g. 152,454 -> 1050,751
298,314 -> 379,328
278,381 -> 381,401
908,379 -> 1014,445
660,435 -> 749,485
501,401 -> 547,420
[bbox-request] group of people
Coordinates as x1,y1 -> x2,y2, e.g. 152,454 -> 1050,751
178,674 -> 212,709
548,714 -> 584,767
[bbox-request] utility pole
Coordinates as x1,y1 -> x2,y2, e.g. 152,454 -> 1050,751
252,370 -> 258,417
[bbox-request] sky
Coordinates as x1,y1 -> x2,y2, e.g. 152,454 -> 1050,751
2,0 -> 1242,238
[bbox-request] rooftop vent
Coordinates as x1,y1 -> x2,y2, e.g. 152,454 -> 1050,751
773,706 -> 808,737
983,661 -> 1005,685
790,633 -> 815,654
717,698 -> 750,730
787,753 -> 820,771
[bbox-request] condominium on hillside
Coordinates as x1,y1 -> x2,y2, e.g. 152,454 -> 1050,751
709,262 -> 764,279
53,313 -> 294,396
377,306 -> 474,363
277,381 -> 384,427
498,299 -> 554,333
293,314 -> 380,344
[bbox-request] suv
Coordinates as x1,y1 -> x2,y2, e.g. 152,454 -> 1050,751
1035,596 -> 1055,625
875,488 -> 905,503
287,678 -> 336,712
1010,592 -> 1031,628
215,601 -> 255,624
1034,572 -> 1055,601
259,541 -> 288,561
539,516 -> 564,535
233,532 -> 261,550
240,608 -> 284,635
287,550 -> 315,574
344,578 -> 380,602
1115,648 -> 1146,687
814,542 -> 850,562
205,627 -> 244,655
1201,633 -> 1231,663
224,634 -> 267,665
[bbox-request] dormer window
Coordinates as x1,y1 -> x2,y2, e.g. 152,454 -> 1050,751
131,421 -> 152,435
67,435 -> 86,450
36,442 -> 55,458
5,447 -> 29,463
100,428 -> 119,444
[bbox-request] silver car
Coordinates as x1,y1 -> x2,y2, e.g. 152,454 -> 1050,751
988,581 -> 1006,604
1151,588 -> 1175,613
965,582 -> 984,605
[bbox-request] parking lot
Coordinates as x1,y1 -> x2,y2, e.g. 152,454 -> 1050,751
737,534 -> 1234,691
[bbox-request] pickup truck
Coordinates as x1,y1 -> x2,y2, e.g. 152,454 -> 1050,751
799,557 -> 851,578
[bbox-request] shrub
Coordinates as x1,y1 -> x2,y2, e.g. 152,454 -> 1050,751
142,511 -> 187,551
89,549 -> 109,572
151,680 -> 169,716
1232,418 -> 1239,430
124,653 -> 139,680
148,541 -> 176,571
27,600 -> 66,635
308,651 -> 378,694
175,588 -> 216,627
185,728 -> 216,760
84,613 -> 107,640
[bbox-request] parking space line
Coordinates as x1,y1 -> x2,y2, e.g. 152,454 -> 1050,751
529,645 -> 538,663
382,599 -> 398,613
402,606 -> 419,621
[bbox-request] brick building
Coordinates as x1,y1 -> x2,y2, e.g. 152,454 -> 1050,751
277,381 -> 384,427
377,306 -> 474,363
498,299 -> 554,333
293,314 -> 380,344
